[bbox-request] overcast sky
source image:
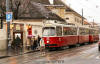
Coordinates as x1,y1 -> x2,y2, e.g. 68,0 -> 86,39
63,0 -> 100,23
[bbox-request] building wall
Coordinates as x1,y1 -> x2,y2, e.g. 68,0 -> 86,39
65,12 -> 83,26
0,24 -> 7,50
13,19 -> 43,46
46,6 -> 66,18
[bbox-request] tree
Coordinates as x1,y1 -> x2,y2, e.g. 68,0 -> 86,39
0,0 -> 28,19
0,0 -> 6,18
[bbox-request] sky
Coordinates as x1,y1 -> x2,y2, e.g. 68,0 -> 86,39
63,0 -> 100,23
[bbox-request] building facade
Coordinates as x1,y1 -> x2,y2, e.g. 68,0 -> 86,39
65,7 -> 83,26
10,1 -> 65,47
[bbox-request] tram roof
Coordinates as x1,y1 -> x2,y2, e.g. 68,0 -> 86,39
44,23 -> 78,27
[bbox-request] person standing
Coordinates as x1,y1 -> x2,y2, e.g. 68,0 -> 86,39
26,37 -> 31,50
14,35 -> 22,49
40,37 -> 45,55
31,36 -> 35,50
33,37 -> 38,50
37,35 -> 41,48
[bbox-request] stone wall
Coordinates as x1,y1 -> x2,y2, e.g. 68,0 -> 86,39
0,24 -> 7,50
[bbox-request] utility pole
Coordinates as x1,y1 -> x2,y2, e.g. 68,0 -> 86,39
6,0 -> 10,47
93,19 -> 94,28
82,8 -> 84,25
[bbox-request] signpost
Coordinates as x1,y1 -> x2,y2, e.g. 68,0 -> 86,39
6,0 -> 11,49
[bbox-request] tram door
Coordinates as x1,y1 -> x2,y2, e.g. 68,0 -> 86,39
13,32 -> 23,44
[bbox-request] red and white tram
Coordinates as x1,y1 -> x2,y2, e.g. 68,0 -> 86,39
42,23 -> 99,49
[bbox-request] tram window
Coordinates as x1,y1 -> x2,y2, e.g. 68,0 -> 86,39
79,28 -> 85,35
85,29 -> 89,35
43,27 -> 56,36
56,26 -> 62,36
89,29 -> 93,35
94,30 -> 99,35
63,27 -> 77,35
79,28 -> 89,35
92,30 -> 95,35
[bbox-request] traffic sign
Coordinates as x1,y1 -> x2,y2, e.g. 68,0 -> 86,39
6,12 -> 12,22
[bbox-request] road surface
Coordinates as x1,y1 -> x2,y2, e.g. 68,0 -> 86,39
0,43 -> 100,64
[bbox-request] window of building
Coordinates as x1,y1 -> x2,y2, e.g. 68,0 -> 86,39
52,9 -> 59,14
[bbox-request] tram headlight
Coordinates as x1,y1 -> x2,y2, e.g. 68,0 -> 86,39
47,41 -> 49,43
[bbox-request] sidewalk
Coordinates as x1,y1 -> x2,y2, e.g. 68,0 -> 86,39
0,47 -> 39,59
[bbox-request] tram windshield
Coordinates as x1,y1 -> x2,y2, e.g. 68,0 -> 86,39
43,27 -> 56,36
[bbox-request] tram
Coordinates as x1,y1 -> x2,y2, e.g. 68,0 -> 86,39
42,23 -> 99,49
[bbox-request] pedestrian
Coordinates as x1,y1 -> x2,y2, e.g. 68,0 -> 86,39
31,36 -> 35,50
39,37 -> 45,56
33,37 -> 38,50
37,35 -> 41,48
26,37 -> 31,50
14,35 -> 21,50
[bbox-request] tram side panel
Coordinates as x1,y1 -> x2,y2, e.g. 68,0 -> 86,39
93,30 -> 99,42
44,37 -> 65,48
78,27 -> 89,44
89,29 -> 94,43
89,35 -> 94,43
63,36 -> 78,46
93,35 -> 99,42
78,35 -> 89,44
63,27 -> 78,46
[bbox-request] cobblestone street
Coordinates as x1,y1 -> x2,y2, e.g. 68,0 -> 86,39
0,43 -> 100,64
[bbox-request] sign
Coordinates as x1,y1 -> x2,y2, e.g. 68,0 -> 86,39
28,25 -> 32,35
16,25 -> 20,30
6,12 -> 12,22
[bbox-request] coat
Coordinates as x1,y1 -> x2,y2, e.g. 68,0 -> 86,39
40,38 -> 45,47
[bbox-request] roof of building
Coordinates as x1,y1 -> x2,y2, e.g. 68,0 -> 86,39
17,1 -> 65,21
90,22 -> 98,25
65,5 -> 86,19
84,21 -> 91,25
32,0 -> 65,5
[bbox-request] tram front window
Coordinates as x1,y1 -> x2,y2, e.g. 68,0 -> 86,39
43,27 -> 56,36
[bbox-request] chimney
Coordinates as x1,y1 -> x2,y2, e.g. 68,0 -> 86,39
49,0 -> 54,4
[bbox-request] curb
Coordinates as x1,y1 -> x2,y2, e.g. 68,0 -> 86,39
0,56 -> 11,59
0,50 -> 40,59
